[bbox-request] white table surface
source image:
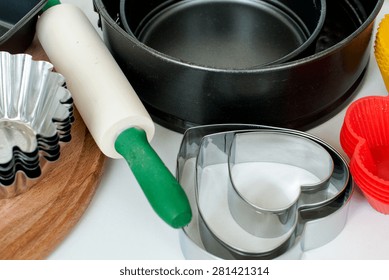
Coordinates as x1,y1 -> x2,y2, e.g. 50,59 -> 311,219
48,0 -> 389,260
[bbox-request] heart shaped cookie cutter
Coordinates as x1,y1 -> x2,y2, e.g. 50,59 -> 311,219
177,124 -> 352,259
227,131 -> 334,239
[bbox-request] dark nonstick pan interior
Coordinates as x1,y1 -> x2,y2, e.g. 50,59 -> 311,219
0,0 -> 47,53
105,0 -> 372,54
314,0 -> 369,52
120,0 -> 326,69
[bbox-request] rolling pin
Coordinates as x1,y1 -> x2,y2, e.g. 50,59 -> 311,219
36,2 -> 191,228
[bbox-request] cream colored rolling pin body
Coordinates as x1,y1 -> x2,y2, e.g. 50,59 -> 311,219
36,3 -> 155,158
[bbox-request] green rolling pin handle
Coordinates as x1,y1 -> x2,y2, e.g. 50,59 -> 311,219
42,0 -> 62,12
115,127 -> 192,228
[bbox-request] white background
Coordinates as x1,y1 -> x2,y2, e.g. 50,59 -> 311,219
48,0 -> 389,259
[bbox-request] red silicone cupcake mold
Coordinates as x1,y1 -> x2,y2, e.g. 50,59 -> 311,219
340,96 -> 389,214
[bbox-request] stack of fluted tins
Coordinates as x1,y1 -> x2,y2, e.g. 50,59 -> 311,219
0,51 -> 73,198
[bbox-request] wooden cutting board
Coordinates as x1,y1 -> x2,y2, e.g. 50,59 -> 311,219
0,38 -> 106,260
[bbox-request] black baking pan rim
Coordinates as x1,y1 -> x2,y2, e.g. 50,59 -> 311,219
94,0 -> 383,73
142,66 -> 368,133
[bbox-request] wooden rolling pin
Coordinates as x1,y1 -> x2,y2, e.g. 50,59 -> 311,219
36,2 -> 191,228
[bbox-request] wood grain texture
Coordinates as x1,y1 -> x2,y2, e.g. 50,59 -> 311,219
0,38 -> 106,259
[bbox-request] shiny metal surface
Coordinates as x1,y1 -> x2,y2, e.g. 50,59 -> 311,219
227,131 -> 334,238
0,51 -> 73,195
177,124 -> 352,259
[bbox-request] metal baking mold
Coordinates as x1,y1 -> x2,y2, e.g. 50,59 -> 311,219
177,124 -> 352,259
121,0 -> 326,68
0,51 -> 73,197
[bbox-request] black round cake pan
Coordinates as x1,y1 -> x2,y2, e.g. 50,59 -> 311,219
93,0 -> 384,133
120,0 -> 326,68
